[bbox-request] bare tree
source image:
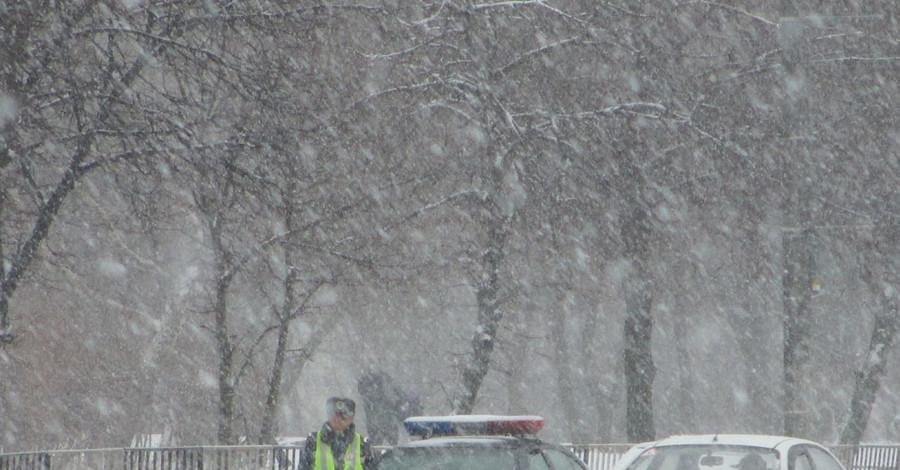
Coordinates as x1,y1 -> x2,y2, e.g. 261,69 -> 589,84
1,3 -> 150,345
6,0 -> 900,451
840,271 -> 899,445
780,169 -> 818,437
840,173 -> 900,445
619,154 -> 657,443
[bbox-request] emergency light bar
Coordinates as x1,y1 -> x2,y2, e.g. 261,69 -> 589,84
404,415 -> 545,437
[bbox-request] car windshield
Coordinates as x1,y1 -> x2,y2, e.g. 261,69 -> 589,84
624,445 -> 778,470
379,446 -> 518,470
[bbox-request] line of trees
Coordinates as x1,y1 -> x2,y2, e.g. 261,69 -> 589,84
1,0 -> 899,452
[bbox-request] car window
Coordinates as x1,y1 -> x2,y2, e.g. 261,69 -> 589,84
625,446 -> 778,470
806,447 -> 844,470
379,447 -> 518,470
542,449 -> 586,470
625,447 -> 689,470
528,450 -> 553,470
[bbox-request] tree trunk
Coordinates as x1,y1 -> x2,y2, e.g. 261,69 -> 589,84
624,275 -> 655,442
259,313 -> 291,445
550,295 -> 580,441
215,272 -> 237,445
727,198 -> 779,432
777,1 -> 816,437
840,303 -> 898,445
840,249 -> 900,445
506,312 -> 528,413
781,188 -> 816,437
584,306 -> 616,442
671,279 -> 696,433
259,185 -> 299,445
622,200 -> 656,442
455,217 -> 508,414
207,214 -> 238,445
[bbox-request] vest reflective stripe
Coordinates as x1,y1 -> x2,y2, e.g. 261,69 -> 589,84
314,431 -> 363,470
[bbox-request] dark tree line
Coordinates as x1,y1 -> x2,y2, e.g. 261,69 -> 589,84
2,0 -> 899,451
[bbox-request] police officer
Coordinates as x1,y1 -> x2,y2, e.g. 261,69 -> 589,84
734,454 -> 767,470
298,397 -> 377,470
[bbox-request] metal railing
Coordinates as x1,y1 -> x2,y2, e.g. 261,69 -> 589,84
569,444 -> 634,470
0,446 -> 305,470
3,443 -> 900,470
831,445 -> 900,470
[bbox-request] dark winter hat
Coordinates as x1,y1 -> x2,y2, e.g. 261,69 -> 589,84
326,397 -> 356,417
733,454 -> 766,470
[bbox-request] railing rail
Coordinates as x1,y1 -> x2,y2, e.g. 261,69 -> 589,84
3,443 -> 900,470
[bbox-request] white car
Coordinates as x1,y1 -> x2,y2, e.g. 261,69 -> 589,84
611,434 -> 846,470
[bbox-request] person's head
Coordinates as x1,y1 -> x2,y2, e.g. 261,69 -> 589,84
326,397 -> 356,432
734,454 -> 766,470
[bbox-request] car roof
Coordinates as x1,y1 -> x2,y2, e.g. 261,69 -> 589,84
644,434 -> 827,449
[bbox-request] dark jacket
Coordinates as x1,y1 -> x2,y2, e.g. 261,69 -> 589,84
298,423 -> 377,470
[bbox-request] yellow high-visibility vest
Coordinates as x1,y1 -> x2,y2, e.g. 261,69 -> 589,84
314,431 -> 363,470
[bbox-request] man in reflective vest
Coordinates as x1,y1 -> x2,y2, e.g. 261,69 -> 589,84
298,397 -> 377,470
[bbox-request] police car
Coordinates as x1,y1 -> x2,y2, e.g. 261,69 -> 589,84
611,434 -> 846,470
378,415 -> 590,470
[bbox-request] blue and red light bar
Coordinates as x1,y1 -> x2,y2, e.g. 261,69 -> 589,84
404,415 -> 545,438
